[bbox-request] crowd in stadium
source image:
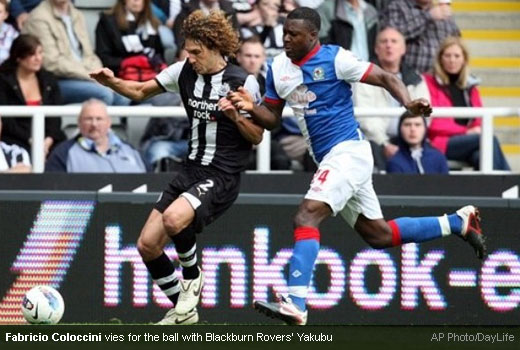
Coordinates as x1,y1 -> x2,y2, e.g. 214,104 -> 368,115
0,0 -> 511,174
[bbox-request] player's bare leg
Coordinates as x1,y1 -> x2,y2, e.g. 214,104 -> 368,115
137,209 -> 171,262
137,199 -> 202,325
354,215 -> 393,248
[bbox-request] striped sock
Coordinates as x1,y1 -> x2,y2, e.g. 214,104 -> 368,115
144,252 -> 180,304
172,230 -> 199,280
288,226 -> 320,311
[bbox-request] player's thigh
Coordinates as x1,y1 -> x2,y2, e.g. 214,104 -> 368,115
138,209 -> 171,253
340,180 -> 383,228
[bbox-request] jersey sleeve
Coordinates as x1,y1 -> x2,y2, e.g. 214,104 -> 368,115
264,62 -> 283,105
334,47 -> 373,83
242,75 -> 261,118
244,75 -> 261,104
155,60 -> 186,93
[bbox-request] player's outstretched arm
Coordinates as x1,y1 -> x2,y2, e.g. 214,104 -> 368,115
89,68 -> 162,101
218,97 -> 264,145
362,64 -> 432,117
228,87 -> 283,130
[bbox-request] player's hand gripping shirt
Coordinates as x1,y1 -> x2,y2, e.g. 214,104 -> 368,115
265,45 -> 373,163
156,60 -> 261,173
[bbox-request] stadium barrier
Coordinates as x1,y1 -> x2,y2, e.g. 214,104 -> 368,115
0,106 -> 518,174
0,190 -> 519,325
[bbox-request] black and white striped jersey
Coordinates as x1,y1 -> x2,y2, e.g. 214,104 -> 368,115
156,60 -> 261,174
0,141 -> 31,171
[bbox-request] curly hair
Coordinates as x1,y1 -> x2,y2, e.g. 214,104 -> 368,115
182,10 -> 240,58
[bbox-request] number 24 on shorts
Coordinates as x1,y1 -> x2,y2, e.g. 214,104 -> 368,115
312,169 -> 330,185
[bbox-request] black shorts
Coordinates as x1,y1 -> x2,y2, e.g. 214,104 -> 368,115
154,163 -> 241,233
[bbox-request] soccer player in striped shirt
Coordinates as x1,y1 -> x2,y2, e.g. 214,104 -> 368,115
90,10 -> 264,325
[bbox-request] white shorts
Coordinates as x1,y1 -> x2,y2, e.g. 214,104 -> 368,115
304,140 -> 383,228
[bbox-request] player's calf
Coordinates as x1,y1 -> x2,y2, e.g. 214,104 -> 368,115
354,217 -> 393,249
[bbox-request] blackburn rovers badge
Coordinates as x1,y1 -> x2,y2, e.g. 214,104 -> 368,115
313,66 -> 325,81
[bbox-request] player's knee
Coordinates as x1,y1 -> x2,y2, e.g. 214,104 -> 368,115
293,202 -> 322,227
137,236 -> 161,260
293,210 -> 308,227
162,211 -> 186,236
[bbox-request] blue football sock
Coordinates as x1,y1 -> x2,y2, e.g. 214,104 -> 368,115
287,227 -> 320,311
389,216 -> 444,244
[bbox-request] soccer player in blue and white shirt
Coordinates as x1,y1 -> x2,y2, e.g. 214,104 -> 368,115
229,7 -> 485,325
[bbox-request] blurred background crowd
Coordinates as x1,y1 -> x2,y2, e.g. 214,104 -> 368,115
0,0 -> 518,174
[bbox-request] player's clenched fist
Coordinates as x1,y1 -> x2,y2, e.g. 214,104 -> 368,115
227,86 -> 255,112
405,98 -> 432,117
89,68 -> 116,86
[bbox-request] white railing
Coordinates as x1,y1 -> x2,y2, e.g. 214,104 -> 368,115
0,106 -> 518,173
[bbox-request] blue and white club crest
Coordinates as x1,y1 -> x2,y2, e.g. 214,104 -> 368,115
313,66 -> 325,81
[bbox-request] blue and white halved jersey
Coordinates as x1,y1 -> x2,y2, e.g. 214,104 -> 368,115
265,44 -> 373,163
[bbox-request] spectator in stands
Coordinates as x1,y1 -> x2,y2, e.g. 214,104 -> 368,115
380,0 -> 460,73
236,36 -> 266,94
425,36 -> 510,171
272,116 -> 314,171
230,0 -> 262,27
8,0 -> 42,30
23,0 -> 130,105
0,0 -> 19,65
46,99 -> 148,173
240,0 -> 284,58
318,0 -> 378,61
173,0 -> 238,49
140,116 -> 189,172
96,0 -> 163,75
353,26 -> 430,170
0,117 -> 32,172
95,0 -> 180,106
0,34 -> 65,156
152,0 -> 180,27
386,111 -> 448,174
147,0 -> 177,63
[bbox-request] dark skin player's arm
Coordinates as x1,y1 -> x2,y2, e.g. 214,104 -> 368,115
362,64 -> 432,116
227,65 -> 432,129
218,96 -> 264,145
227,87 -> 285,131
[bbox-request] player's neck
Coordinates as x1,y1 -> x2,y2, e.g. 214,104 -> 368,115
206,56 -> 227,75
